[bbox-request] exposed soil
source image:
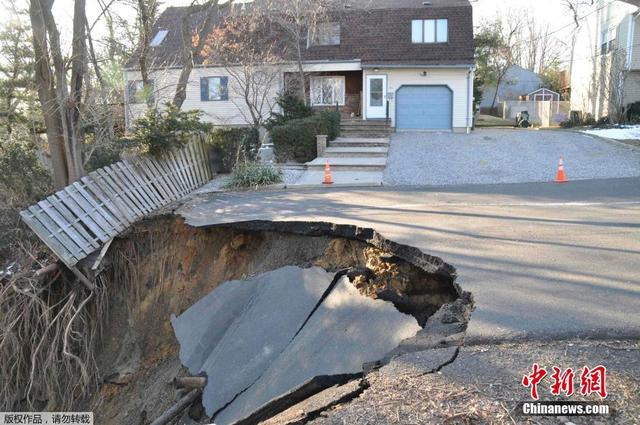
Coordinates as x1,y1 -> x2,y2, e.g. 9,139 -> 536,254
76,216 -> 466,425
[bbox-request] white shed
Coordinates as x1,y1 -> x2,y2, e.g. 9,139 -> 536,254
526,88 -> 560,102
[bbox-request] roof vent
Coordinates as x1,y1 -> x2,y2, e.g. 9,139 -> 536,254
150,29 -> 168,47
422,1 -> 432,5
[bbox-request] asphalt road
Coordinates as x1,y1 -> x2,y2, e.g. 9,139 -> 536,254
178,177 -> 640,343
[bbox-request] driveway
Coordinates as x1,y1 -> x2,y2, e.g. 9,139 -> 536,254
383,129 -> 640,186
179,178 -> 640,343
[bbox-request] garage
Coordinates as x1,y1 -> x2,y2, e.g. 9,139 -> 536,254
396,86 -> 453,130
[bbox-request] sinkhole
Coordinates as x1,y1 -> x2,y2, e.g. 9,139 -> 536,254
95,216 -> 472,425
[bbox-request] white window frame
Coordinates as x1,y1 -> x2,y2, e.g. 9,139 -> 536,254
310,76 -> 346,106
412,19 -> 448,44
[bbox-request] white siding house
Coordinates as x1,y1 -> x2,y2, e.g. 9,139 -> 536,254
570,0 -> 640,119
124,0 -> 476,133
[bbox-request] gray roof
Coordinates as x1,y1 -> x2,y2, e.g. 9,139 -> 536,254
125,0 -> 474,70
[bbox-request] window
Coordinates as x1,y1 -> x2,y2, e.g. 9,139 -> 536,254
310,76 -> 345,106
200,77 -> 229,101
308,23 -> 341,46
127,80 -> 155,104
600,28 -> 616,55
150,30 -> 168,47
412,19 -> 448,43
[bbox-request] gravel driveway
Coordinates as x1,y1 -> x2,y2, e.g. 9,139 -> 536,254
383,129 -> 640,186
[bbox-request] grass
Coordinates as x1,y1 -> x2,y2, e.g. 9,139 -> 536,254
475,114 -> 514,127
225,162 -> 283,189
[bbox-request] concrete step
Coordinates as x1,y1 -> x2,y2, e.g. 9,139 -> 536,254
341,120 -> 390,127
290,170 -> 383,187
340,125 -> 391,131
323,147 -> 388,158
330,137 -> 389,148
306,157 -> 387,171
340,132 -> 393,138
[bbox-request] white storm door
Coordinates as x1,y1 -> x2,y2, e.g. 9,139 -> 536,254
366,75 -> 387,119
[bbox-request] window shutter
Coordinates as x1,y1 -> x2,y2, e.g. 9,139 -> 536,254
220,77 -> 229,101
200,77 -> 209,101
127,81 -> 137,104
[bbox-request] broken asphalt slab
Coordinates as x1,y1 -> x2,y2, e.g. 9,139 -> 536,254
213,274 -> 421,425
173,266 -> 422,425
171,266 -> 336,417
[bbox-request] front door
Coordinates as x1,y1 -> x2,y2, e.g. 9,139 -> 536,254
366,75 -> 387,119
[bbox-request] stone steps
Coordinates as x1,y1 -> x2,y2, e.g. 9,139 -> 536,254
323,146 -> 388,158
340,120 -> 392,139
340,132 -> 393,139
329,137 -> 390,148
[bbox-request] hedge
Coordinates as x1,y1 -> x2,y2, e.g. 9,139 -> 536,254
271,111 -> 340,163
207,127 -> 260,173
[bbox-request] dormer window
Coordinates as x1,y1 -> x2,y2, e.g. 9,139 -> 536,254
150,30 -> 169,47
412,19 -> 448,44
308,23 -> 340,47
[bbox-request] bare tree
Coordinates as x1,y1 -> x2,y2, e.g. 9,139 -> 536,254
135,0 -> 160,104
173,0 -> 223,108
256,0 -> 338,104
599,47 -> 628,123
29,0 -> 88,187
475,18 -> 521,110
563,0 -> 595,80
202,11 -> 283,130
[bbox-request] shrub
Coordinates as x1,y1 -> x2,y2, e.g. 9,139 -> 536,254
126,103 -> 212,157
594,116 -> 611,128
318,111 -> 341,140
0,133 -> 52,258
559,120 -> 574,129
271,112 -> 341,163
226,162 -> 283,189
265,93 -> 314,129
207,127 -> 260,173
626,101 -> 640,123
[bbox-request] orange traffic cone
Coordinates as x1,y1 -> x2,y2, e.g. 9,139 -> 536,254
555,155 -> 568,183
323,160 -> 334,185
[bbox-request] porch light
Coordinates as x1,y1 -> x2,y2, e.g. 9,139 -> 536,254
374,68 -> 380,72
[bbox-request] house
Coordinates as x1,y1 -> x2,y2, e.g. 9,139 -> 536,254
479,65 -> 544,112
124,0 -> 475,132
570,0 -> 640,120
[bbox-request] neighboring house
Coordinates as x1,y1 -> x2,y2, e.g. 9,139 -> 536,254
479,65 -> 543,111
570,0 -> 640,119
124,0 -> 475,132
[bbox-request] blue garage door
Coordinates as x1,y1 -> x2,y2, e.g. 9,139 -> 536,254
396,86 -> 452,130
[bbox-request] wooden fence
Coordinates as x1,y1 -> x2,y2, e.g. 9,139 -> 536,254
20,136 -> 212,275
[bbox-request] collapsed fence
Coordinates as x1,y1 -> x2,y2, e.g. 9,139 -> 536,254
20,135 -> 212,286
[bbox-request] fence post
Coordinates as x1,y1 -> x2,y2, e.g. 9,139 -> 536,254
316,135 -> 327,157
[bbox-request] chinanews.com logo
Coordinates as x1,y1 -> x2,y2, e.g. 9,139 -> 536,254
517,363 -> 611,417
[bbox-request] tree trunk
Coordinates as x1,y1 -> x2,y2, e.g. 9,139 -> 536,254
295,38 -> 307,104
69,0 -> 87,179
29,0 -> 68,188
173,1 -> 219,109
